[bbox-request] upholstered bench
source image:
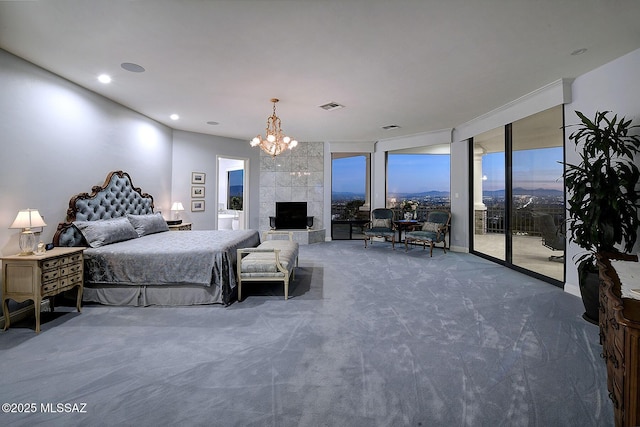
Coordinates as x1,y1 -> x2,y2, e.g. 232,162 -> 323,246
237,231 -> 299,301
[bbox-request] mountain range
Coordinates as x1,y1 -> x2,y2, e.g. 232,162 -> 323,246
333,187 -> 562,200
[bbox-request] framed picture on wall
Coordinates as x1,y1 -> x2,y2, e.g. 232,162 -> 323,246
191,172 -> 206,184
191,200 -> 205,212
191,186 -> 205,198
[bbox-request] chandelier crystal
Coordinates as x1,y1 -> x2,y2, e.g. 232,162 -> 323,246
250,98 -> 298,157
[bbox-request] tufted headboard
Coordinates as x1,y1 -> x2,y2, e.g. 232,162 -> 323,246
53,171 -> 155,247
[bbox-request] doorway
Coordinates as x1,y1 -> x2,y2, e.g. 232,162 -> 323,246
216,156 -> 249,230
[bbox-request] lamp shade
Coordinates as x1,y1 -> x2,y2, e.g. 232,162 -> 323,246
10,209 -> 46,230
10,209 -> 46,255
171,202 -> 185,211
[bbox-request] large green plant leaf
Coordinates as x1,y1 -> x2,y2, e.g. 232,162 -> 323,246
564,110 -> 640,264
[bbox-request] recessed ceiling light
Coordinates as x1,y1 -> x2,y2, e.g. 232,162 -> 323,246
98,74 -> 111,84
206,121 -> 219,126
571,48 -> 587,56
319,102 -> 345,111
170,114 -> 179,120
382,124 -> 401,130
121,62 -> 145,73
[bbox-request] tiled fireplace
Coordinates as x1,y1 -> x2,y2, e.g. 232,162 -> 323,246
258,141 -> 325,243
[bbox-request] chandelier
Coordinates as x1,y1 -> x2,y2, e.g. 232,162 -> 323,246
250,98 -> 298,157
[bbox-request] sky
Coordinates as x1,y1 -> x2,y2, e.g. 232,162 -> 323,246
387,154 -> 450,193
332,147 -> 564,195
332,154 -> 451,194
332,156 -> 366,193
484,147 -> 563,191
228,169 -> 243,186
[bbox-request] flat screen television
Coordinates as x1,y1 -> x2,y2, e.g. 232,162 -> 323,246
275,202 -> 307,229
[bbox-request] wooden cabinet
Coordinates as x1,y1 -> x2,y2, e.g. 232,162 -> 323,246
598,252 -> 640,427
168,222 -> 192,231
2,247 -> 84,333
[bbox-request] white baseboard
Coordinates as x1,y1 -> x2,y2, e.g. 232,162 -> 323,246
564,282 -> 581,297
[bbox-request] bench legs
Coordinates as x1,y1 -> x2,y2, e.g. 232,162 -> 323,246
237,268 -> 294,302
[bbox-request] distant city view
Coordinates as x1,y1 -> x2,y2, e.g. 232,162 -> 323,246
331,149 -> 564,237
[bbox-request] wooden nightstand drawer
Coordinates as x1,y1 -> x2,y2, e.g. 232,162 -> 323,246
168,222 -> 192,231
41,280 -> 59,293
65,263 -> 83,275
41,258 -> 61,270
60,273 -> 83,288
42,269 -> 60,281
60,253 -> 82,265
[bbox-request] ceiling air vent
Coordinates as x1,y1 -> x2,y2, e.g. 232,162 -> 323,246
382,124 -> 401,130
319,102 -> 344,111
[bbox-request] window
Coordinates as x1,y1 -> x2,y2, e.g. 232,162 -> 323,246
386,146 -> 451,221
227,169 -> 243,210
331,153 -> 370,239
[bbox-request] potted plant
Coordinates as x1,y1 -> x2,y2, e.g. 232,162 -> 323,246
564,110 -> 640,324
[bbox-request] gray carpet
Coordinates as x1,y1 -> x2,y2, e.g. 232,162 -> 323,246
0,240 -> 612,426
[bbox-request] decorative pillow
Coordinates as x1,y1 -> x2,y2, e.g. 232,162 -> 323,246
73,217 -> 139,248
372,218 -> 391,229
422,221 -> 442,232
127,213 -> 170,237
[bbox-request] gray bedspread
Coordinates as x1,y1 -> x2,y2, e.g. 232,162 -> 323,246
83,229 -> 260,290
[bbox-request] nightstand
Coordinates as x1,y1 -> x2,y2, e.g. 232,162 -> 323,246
168,222 -> 192,231
2,247 -> 84,333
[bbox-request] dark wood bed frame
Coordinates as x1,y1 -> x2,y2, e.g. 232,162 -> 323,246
53,170 -> 155,247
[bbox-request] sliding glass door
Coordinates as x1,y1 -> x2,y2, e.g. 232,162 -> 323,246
511,106 -> 564,281
472,127 -> 506,261
471,106 -> 564,285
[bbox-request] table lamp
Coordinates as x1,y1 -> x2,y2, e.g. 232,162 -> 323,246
170,202 -> 184,221
10,208 -> 47,255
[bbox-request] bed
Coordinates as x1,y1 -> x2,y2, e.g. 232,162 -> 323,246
53,170 -> 260,306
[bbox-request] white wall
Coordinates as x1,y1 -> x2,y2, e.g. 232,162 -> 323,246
171,130 -> 260,230
0,49 -> 173,257
563,47 -> 640,296
449,139 -> 469,253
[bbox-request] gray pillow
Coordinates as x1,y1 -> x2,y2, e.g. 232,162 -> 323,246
372,218 -> 391,229
127,213 -> 169,237
422,221 -> 441,232
73,217 -> 139,248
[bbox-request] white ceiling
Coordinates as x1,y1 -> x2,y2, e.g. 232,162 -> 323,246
1,0 -> 639,143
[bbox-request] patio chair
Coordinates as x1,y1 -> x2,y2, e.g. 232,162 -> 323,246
404,211 -> 451,256
363,208 -> 396,249
532,212 -> 565,262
